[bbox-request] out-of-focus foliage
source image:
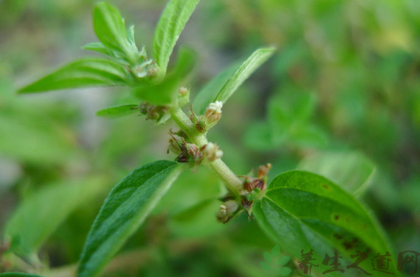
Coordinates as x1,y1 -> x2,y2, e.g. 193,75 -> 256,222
1,0 -> 419,276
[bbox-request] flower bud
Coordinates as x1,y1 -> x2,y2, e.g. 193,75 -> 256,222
179,87 -> 189,97
217,200 -> 239,223
258,163 -> 272,178
202,142 -> 223,162
204,101 -> 223,125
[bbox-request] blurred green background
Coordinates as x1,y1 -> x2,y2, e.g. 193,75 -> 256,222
0,0 -> 419,276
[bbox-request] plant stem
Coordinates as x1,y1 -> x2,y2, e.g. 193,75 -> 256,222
170,107 -> 243,196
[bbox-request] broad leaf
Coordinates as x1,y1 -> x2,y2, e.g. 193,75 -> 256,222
78,161 -> 182,277
298,151 -> 375,196
271,244 -> 280,257
96,104 -> 139,118
18,59 -> 128,93
4,178 -> 103,256
215,48 -> 275,104
93,2 -> 137,63
276,256 -> 290,265
193,61 -> 240,114
153,0 -> 201,75
254,171 -> 400,276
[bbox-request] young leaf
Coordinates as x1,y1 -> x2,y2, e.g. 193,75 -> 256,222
96,104 -> 139,118
298,151 -> 375,196
4,178 -> 103,256
82,42 -> 114,57
153,0 -> 201,75
18,59 -> 129,94
214,47 -> 275,104
253,170 -> 400,275
193,61 -> 241,114
78,161 -> 182,277
93,2 -> 137,62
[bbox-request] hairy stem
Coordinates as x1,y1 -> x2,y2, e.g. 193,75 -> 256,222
170,107 -> 243,196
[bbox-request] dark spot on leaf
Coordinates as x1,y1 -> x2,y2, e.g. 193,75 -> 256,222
334,215 -> 340,220
343,238 -> 359,250
322,184 -> 330,190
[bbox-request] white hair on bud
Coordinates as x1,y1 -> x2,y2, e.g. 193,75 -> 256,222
208,101 -> 223,113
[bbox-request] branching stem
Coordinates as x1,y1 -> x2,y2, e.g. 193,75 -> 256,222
171,107 -> 243,196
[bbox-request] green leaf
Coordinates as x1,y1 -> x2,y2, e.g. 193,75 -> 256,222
193,61 -> 241,114
214,48 -> 275,104
96,104 -> 139,118
78,161 -> 182,277
278,267 -> 292,276
276,256 -> 290,265
173,47 -> 197,79
127,25 -> 136,45
82,42 -> 114,57
253,170 -> 400,276
18,59 -> 129,94
259,261 -> 272,271
0,113 -> 77,164
263,251 -> 272,262
271,244 -> 280,257
244,122 -> 283,151
268,89 -> 316,131
132,73 -> 179,105
4,178 -> 103,256
93,2 -> 137,62
153,0 -> 201,75
0,272 -> 42,277
298,151 -> 375,196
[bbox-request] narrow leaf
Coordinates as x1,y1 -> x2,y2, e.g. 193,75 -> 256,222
93,2 -> 137,59
153,0 -> 201,75
214,48 -> 275,104
96,104 -> 139,118
193,61 -> 241,114
4,178 -> 103,256
82,42 -> 114,57
18,59 -> 128,94
174,47 -> 197,79
254,170 -> 400,275
298,151 -> 375,196
132,73 -> 179,105
78,161 -> 182,277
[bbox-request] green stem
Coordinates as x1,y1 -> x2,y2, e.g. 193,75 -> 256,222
170,108 -> 243,196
